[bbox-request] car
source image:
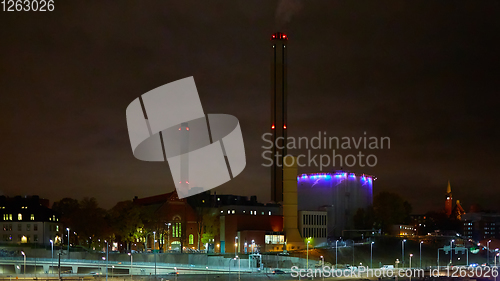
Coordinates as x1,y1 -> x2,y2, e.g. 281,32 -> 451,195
168,271 -> 179,275
273,269 -> 286,274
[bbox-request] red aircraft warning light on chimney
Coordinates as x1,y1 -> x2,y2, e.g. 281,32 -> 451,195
270,32 -> 288,203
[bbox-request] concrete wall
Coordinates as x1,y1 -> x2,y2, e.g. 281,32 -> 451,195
0,247 -> 311,269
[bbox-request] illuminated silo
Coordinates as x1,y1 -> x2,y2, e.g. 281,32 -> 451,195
297,172 -> 374,237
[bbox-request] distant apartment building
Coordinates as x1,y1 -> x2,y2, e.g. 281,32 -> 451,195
298,210 -> 327,247
0,196 -> 61,246
391,224 -> 416,237
410,214 -> 427,235
462,212 -> 500,240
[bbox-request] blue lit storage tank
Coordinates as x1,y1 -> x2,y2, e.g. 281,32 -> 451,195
297,171 -> 374,237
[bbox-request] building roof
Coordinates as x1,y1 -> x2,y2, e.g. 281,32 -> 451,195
133,191 -> 183,206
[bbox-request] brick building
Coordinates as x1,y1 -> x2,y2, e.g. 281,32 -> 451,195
133,191 -> 199,252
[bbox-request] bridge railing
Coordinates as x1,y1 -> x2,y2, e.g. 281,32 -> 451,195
0,257 -> 252,272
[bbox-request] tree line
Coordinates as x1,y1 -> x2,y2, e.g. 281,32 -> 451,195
51,197 -> 219,252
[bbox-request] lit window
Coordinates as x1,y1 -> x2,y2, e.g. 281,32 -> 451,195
189,234 -> 194,245
30,214 -> 34,221
18,214 -> 22,220
172,223 -> 181,238
232,210 -> 235,214
9,214 -> 12,221
269,211 -> 271,215
227,210 -> 230,214
56,225 -> 59,232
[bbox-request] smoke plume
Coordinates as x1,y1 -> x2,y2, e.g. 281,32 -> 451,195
275,0 -> 302,28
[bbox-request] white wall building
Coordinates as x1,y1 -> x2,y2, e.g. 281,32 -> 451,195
299,210 -> 328,247
0,196 -> 61,246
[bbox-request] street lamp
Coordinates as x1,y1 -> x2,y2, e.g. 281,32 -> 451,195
450,240 -> 454,265
21,251 -> 26,276
488,240 -> 492,265
402,239 -> 406,268
335,240 -> 338,269
153,231 -> 157,276
235,236 -> 238,257
236,255 -> 241,280
66,228 -> 70,259
128,252 -> 133,279
101,257 -> 105,275
167,223 -> 171,252
371,242 -> 374,268
409,254 -> 413,281
153,231 -> 156,251
395,259 -> 400,281
306,239 -> 311,270
496,253 -> 499,281
50,239 -> 54,274
105,240 -> 109,281
420,241 -> 423,268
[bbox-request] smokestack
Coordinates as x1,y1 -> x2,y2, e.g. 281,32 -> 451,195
282,156 -> 305,250
270,32 -> 288,203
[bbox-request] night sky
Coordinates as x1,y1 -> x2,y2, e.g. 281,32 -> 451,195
1,1 -> 499,214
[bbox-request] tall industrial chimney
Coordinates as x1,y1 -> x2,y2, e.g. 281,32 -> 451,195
270,32 -> 288,203
283,155 -> 305,250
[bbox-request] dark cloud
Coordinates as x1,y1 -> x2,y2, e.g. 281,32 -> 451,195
0,1 -> 499,213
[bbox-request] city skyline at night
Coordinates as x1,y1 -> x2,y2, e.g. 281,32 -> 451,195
1,1 -> 499,214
